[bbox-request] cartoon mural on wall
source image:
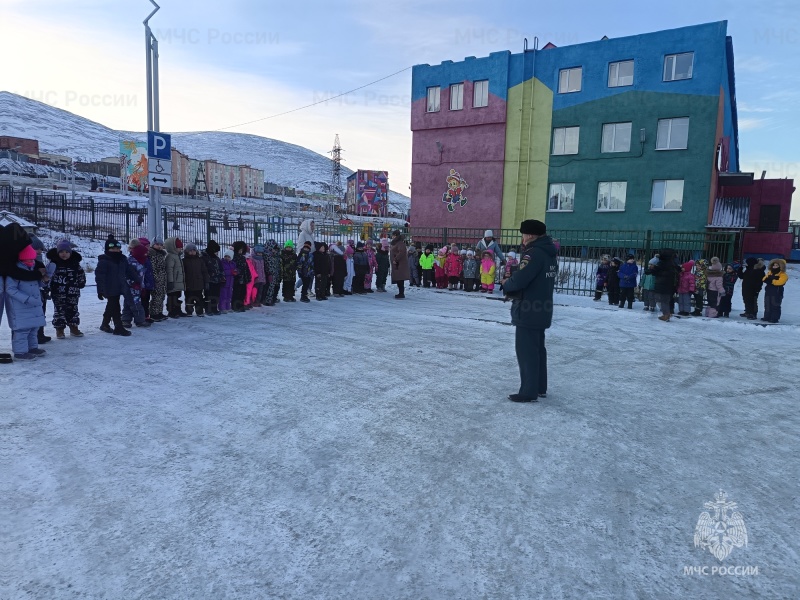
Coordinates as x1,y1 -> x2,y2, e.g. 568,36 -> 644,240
120,141 -> 148,191
442,168 -> 468,212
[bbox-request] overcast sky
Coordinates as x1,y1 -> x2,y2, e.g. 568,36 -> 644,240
4,0 -> 799,216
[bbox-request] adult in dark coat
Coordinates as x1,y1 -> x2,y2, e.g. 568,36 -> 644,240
737,257 -> 766,319
352,242 -> 370,294
651,248 -> 680,321
312,242 -> 331,300
330,244 -> 347,297
182,243 -> 210,315
389,230 -> 409,299
501,219 -> 558,403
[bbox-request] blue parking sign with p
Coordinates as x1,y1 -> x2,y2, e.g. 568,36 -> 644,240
147,131 -> 171,160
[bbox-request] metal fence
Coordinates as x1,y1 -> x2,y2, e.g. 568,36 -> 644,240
1,189 -> 736,296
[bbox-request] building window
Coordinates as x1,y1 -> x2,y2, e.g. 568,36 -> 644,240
663,52 -> 694,81
608,60 -> 634,87
473,79 -> 489,108
656,117 -> 689,150
601,122 -> 632,153
548,183 -> 575,211
597,181 -> 627,211
558,67 -> 582,93
449,83 -> 464,110
426,86 -> 440,112
651,180 -> 684,210
552,126 -> 580,155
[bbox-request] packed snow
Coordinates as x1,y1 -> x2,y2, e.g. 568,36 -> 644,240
4,253 -> 798,598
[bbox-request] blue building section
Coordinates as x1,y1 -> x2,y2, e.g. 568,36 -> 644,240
412,51 -> 511,102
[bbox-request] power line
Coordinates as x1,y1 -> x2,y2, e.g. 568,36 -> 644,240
173,66 -> 412,138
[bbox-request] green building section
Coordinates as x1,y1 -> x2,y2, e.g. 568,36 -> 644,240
501,78 -> 553,231
544,90 -> 720,232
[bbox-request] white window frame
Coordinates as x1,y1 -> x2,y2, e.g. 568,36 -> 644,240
663,52 -> 694,81
552,126 -> 580,155
449,83 -> 464,111
608,60 -> 634,87
656,117 -> 689,150
596,181 -> 628,211
473,79 -> 488,108
651,179 -> 684,211
558,67 -> 582,93
601,122 -> 632,153
426,86 -> 440,113
548,183 -> 575,212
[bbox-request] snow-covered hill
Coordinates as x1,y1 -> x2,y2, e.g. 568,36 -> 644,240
0,91 -> 410,212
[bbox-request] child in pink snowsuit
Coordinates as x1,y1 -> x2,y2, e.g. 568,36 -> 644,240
444,248 -> 463,290
677,260 -> 696,315
480,250 -> 496,292
245,253 -> 259,308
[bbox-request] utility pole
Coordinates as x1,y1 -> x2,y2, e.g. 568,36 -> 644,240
144,0 -> 162,240
328,134 -> 343,220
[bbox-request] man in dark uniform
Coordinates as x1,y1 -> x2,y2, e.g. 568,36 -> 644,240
501,219 -> 558,403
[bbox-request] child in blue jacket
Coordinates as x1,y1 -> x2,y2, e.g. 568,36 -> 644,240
6,245 -> 47,359
617,254 -> 639,309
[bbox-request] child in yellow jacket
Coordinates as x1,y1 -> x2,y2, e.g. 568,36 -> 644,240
480,250 -> 496,292
762,258 -> 788,323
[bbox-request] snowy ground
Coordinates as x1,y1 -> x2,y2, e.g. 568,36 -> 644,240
4,268 -> 799,599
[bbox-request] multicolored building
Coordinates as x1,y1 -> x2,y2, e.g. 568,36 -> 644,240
410,21 -> 740,233
346,170 -> 390,216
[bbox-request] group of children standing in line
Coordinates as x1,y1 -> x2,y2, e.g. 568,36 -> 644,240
594,253 -> 789,323
412,243 -> 516,292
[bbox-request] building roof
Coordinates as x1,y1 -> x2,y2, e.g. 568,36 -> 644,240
710,197 -> 751,228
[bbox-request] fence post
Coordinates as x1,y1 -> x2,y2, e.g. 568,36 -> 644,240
33,191 -> 38,225
162,208 -> 168,240
443,227 -> 448,247
206,209 -> 211,242
90,198 -> 96,239
125,203 -> 130,242
644,229 -> 652,261
61,195 -> 66,233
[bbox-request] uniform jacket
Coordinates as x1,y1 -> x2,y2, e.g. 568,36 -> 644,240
501,236 -> 558,329
5,263 -> 47,330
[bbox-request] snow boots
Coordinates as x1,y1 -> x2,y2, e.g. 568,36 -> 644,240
56,328 -> 66,339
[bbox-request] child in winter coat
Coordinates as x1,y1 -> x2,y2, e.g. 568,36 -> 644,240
640,257 -> 658,311
148,237 -> 168,321
95,235 -> 138,336
352,242 -> 369,294
202,240 -> 225,315
244,250 -> 259,308
231,241 -> 252,311
330,244 -> 347,297
762,258 -> 788,323
131,238 -> 155,323
122,242 -> 151,328
343,245 -> 355,294
364,239 -> 378,291
46,240 -> 86,338
717,264 -> 738,318
220,249 -> 236,312
296,241 -> 316,302
594,256 -> 610,301
312,242 -> 331,301
250,244 -> 266,307
737,258 -> 765,319
419,245 -> 435,288
677,260 -> 696,315
182,243 -> 210,316
444,247 -> 463,290
408,245 -> 421,287
705,257 -> 725,317
281,241 -> 298,301
375,239 -> 391,292
434,248 -> 448,289
462,250 -> 480,292
616,255 -> 639,309
480,250 -> 496,292
606,258 -> 621,306
263,240 -> 283,306
504,251 -> 520,278
165,237 -> 186,318
6,245 -> 48,358
693,259 -> 708,316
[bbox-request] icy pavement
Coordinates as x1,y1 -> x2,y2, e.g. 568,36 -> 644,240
3,273 -> 799,599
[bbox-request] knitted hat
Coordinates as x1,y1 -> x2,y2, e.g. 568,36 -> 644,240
302,241 -> 312,248
128,238 -> 141,249
626,253 -> 635,260
174,238 -> 184,249
484,249 -> 494,256
356,242 -> 365,249
438,248 -> 446,256
459,249 -> 467,255
253,244 -> 265,254
365,239 -> 374,247
508,251 -> 517,259
152,237 -> 164,246
520,219 -> 546,236
105,235 -> 121,251
425,244 -> 433,251
466,250 -> 474,257
206,240 -> 221,254
483,230 -> 493,238
682,260 -> 695,271
223,249 -> 234,259
138,237 -> 151,247
56,239 -> 72,252
18,245 -> 37,261
130,244 -> 149,263
184,243 -> 197,253
648,257 -> 659,266
284,240 -> 294,248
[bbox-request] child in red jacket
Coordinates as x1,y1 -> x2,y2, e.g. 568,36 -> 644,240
677,260 -> 696,315
445,248 -> 463,290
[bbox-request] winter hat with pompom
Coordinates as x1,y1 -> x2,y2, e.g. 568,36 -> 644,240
223,249 -> 234,259
18,245 -> 37,261
56,239 -> 72,253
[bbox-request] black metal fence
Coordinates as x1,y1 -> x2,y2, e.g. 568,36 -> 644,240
1,190 -> 736,296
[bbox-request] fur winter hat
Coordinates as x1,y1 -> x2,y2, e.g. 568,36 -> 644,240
520,220 -> 546,236
56,239 -> 72,253
206,240 -> 221,254
18,245 -> 37,261
708,257 -> 722,272
223,249 -> 234,259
